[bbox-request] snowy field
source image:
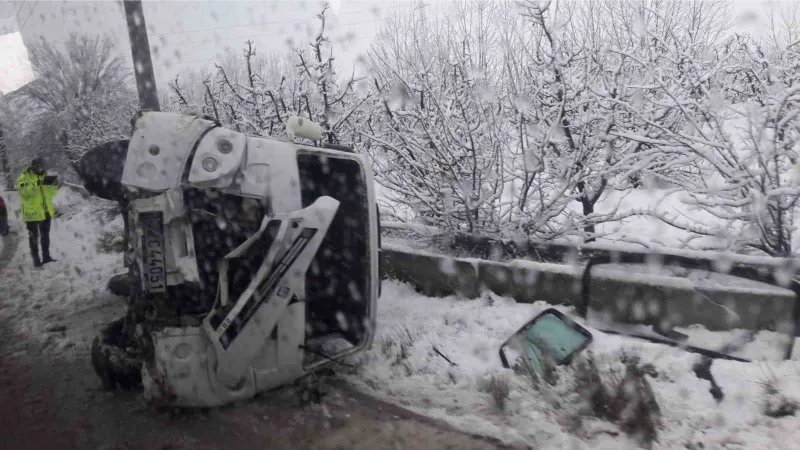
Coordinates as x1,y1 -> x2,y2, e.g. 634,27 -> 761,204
2,189 -> 800,449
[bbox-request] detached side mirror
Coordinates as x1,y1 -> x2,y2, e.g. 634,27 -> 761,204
499,308 -> 593,374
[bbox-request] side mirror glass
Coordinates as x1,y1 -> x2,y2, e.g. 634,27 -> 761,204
499,308 -> 593,374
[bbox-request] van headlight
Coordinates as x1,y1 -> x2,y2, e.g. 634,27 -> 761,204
136,162 -> 157,179
202,157 -> 219,172
217,139 -> 233,154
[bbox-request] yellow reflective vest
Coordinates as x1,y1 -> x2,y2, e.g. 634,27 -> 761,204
15,169 -> 57,222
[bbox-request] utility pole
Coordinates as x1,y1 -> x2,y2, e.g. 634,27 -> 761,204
123,0 -> 160,112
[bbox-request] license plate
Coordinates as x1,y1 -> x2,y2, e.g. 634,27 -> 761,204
140,211 -> 166,293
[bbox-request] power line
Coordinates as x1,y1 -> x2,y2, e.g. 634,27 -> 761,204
17,1 -> 38,31
161,34 -> 378,68
164,17 -> 384,48
145,6 -> 387,77
153,7 -> 382,37
3,0 -> 25,29
3,0 -> 25,25
11,1 -> 24,20
153,5 -> 380,36
0,2 -> 24,35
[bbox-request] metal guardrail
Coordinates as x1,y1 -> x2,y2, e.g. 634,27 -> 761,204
579,255 -> 800,360
379,244 -> 800,356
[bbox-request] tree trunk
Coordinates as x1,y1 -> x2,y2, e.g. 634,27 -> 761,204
0,128 -> 11,190
578,181 -> 596,242
579,191 -> 596,242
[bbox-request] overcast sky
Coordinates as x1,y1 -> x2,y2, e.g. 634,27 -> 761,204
1,0 -> 391,95
0,0 -> 795,97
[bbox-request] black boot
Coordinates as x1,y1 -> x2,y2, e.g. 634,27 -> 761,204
42,249 -> 56,264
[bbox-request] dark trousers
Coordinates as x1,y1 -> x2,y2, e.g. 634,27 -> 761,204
26,217 -> 51,264
0,207 -> 7,235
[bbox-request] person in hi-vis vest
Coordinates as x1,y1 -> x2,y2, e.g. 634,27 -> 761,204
16,157 -> 59,267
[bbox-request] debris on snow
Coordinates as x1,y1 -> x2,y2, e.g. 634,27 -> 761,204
346,280 -> 800,449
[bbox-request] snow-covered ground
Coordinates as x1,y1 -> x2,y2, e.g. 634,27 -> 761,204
3,190 -> 800,449
346,281 -> 800,449
0,188 -> 126,353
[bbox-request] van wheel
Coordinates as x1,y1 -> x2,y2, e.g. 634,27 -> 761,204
90,317 -> 143,391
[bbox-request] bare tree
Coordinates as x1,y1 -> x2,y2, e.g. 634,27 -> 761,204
764,1 -> 800,54
363,0 -> 508,234
18,33 -> 137,163
168,2 -> 366,146
504,0 -> 644,241
606,27 -> 800,256
0,94 -> 74,181
576,0 -> 732,52
162,0 -> 798,256
294,2 -> 369,145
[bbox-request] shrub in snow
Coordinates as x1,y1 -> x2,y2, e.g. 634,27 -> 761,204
52,187 -> 120,224
762,383 -> 799,418
96,226 -> 125,254
375,325 -> 418,377
478,372 -> 511,411
52,187 -> 89,217
512,350 -> 559,388
379,338 -> 394,358
570,353 -> 661,447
